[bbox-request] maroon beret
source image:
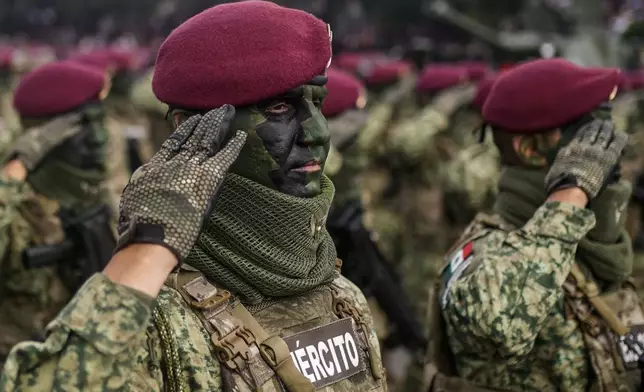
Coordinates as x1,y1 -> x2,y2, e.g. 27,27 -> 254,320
482,59 -> 619,132
68,50 -> 113,72
13,61 -> 106,118
322,68 -> 365,118
362,61 -> 412,85
459,61 -> 491,81
472,75 -> 498,110
153,1 -> 332,109
416,65 -> 469,93
69,49 -> 135,72
334,52 -> 385,71
626,71 -> 644,91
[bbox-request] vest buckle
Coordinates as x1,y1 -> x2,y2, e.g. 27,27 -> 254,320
212,322 -> 257,371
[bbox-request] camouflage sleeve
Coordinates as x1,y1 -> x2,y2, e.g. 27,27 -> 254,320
387,105 -> 447,161
0,179 -> 28,261
0,273 -> 161,391
442,201 -> 596,358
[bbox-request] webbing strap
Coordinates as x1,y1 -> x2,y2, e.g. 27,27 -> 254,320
569,264 -> 629,336
229,303 -> 315,392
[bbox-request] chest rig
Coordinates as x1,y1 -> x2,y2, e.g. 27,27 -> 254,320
158,262 -> 385,392
427,213 -> 644,392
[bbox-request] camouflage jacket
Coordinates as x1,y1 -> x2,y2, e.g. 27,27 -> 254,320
0,180 -> 71,363
440,201 -> 644,391
1,270 -> 387,391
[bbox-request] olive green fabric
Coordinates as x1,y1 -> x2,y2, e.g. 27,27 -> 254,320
187,173 -> 339,304
25,104 -> 110,209
495,167 -> 633,284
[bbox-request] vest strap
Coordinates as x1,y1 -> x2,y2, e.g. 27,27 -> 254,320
228,301 -> 315,392
569,264 -> 629,336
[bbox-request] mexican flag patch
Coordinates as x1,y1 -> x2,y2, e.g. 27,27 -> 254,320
441,242 -> 474,308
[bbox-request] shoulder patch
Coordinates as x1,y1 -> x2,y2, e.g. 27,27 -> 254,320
440,241 -> 474,308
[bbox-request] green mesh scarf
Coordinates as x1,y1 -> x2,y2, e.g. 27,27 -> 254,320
187,173 -> 339,304
26,104 -> 111,209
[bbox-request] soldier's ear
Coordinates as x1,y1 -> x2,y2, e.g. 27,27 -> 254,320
512,135 -> 548,167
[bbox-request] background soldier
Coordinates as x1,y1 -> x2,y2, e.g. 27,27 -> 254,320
0,60 -> 115,366
431,58 -> 640,391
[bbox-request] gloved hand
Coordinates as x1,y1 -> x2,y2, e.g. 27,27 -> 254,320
115,105 -> 247,261
8,112 -> 82,171
545,119 -> 628,200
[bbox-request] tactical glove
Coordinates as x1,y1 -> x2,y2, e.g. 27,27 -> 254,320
115,105 -> 247,261
545,119 -> 628,200
8,112 -> 82,171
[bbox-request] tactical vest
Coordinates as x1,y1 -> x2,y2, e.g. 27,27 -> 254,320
426,214 -> 644,392
157,263 -> 387,392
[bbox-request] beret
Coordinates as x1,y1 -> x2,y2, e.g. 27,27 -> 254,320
322,68 -> 365,118
153,1 -> 332,109
0,47 -> 13,69
69,49 -> 135,72
416,65 -> 469,93
625,71 -> 644,91
13,61 -> 106,118
361,60 -> 412,85
459,61 -> 490,81
472,75 -> 498,110
482,59 -> 619,133
334,52 -> 385,71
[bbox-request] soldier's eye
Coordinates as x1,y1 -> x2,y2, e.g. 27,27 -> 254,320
313,98 -> 323,108
266,102 -> 291,115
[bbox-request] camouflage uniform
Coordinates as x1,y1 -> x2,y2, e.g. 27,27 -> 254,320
131,68 -> 174,154
0,183 -> 71,365
613,92 -> 644,300
438,199 -> 644,391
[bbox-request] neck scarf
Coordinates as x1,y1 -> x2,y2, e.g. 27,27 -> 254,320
495,167 -> 633,285
25,104 -> 111,210
187,173 -> 339,304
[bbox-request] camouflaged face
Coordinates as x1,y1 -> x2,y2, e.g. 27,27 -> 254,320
229,85 -> 330,198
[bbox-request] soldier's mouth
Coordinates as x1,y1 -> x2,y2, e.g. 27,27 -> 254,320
292,160 -> 321,173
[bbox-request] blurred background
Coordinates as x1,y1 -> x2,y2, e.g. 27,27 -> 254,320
1,0 -> 644,70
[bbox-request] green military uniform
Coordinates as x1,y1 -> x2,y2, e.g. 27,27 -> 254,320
0,61 -> 117,367
0,183 -> 71,364
438,178 -> 641,391
131,67 -> 174,154
431,58 -> 639,392
2,4 -> 387,391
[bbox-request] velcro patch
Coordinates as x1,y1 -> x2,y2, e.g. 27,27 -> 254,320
440,242 -> 474,308
619,325 -> 644,368
284,318 -> 366,389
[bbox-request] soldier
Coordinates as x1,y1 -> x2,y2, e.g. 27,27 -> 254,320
429,58 -> 640,391
0,61 -> 116,366
441,73 -> 501,228
70,50 -> 136,213
0,47 -> 23,160
131,66 -> 175,154
1,2 -> 387,391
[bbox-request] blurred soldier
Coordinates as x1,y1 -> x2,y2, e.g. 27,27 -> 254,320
1,3 -> 387,391
131,67 -> 174,153
0,47 -> 20,160
344,57 -> 417,264
323,68 -> 427,391
70,50 -> 135,212
618,72 -> 644,300
429,59 -> 641,392
441,73 -> 501,233
0,61 -> 116,366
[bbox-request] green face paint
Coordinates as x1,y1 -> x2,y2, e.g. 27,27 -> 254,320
229,84 -> 330,198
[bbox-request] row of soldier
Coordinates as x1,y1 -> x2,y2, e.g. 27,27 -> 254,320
0,1 -> 644,391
